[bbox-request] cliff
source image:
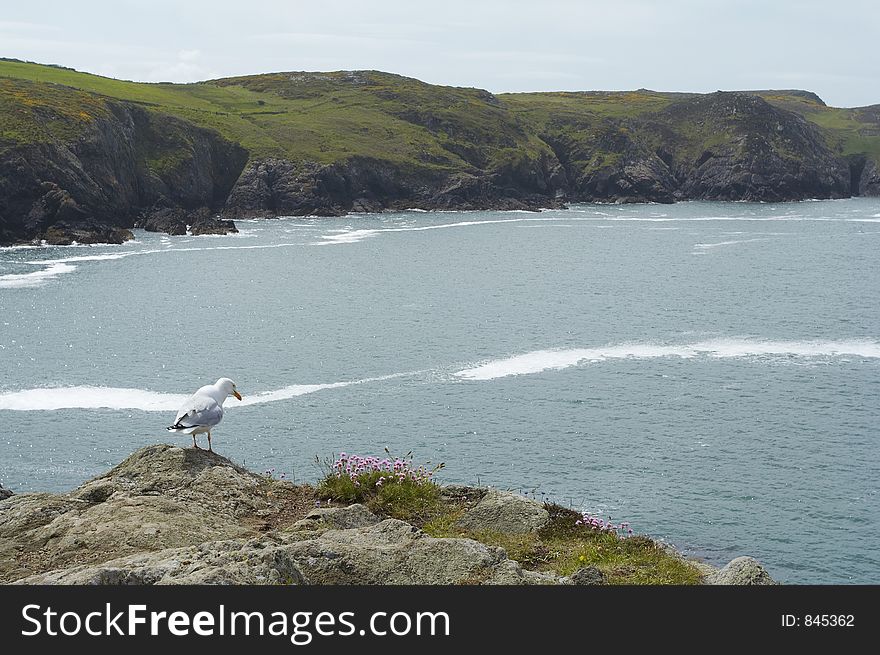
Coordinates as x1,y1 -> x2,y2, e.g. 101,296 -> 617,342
2,59 -> 878,245
0,445 -> 775,585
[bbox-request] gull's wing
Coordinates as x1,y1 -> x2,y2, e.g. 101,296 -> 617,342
171,393 -> 223,429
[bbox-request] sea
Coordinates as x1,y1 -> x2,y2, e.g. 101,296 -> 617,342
1,198 -> 878,583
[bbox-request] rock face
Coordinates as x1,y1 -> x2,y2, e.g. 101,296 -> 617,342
16,518 -> 555,586
0,483 -> 12,501
542,92 -> 854,204
0,445 -> 304,583
563,566 -> 606,586
221,155 -> 566,220
706,556 -> 777,585
291,503 -> 380,531
0,96 -> 247,246
1,445 -> 777,585
668,93 -> 850,202
136,206 -> 238,236
454,489 -> 550,534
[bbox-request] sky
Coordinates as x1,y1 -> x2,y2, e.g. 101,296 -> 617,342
1,0 -> 877,107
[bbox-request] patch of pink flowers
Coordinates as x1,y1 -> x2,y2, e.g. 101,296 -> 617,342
332,452 -> 436,487
575,512 -> 634,537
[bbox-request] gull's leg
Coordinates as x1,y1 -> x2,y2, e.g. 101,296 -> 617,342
207,431 -> 213,452
192,433 -> 200,449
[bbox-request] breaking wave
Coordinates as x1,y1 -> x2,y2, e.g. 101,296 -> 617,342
455,338 -> 880,380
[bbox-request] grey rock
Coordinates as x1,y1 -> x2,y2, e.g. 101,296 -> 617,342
291,504 -> 380,531
440,484 -> 488,503
16,537 -> 307,585
455,489 -> 550,535
706,556 -> 777,585
0,484 -> 13,501
18,518 -> 560,586
563,566 -> 606,585
0,445 -> 271,583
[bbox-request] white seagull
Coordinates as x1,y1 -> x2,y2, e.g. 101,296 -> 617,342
167,378 -> 242,451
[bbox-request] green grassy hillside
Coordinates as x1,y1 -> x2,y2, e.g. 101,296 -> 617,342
0,60 -> 552,171
4,59 -> 878,172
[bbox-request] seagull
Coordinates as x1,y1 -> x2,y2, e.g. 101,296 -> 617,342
167,378 -> 242,451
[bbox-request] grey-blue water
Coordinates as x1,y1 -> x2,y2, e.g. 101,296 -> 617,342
2,199 -> 879,584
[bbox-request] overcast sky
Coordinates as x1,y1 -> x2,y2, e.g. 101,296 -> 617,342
1,0 -> 877,107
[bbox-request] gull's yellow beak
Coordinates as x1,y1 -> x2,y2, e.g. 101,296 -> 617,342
233,390 -> 242,401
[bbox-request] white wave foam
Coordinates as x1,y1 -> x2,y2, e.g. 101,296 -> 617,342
8,242 -> 307,289
454,339 -> 880,380
0,372 -> 416,412
314,216 -> 580,245
0,387 -> 187,411
0,263 -> 77,289
36,253 -> 134,264
693,238 -> 770,249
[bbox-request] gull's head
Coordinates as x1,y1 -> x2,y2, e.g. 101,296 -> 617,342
216,377 -> 242,401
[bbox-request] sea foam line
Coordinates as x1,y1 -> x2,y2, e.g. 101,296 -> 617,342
693,237 -> 771,250
0,263 -> 78,289
454,338 -> 880,380
1,242 -> 306,290
313,216 -> 584,245
0,372 -> 416,412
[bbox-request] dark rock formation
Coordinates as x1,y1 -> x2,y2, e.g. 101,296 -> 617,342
541,92 -> 854,204
667,93 -> 851,201
858,157 -> 880,196
136,205 -> 238,236
222,155 -> 565,221
0,483 -> 12,501
0,102 -> 247,246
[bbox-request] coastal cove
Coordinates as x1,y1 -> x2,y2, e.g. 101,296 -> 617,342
1,200 -> 878,584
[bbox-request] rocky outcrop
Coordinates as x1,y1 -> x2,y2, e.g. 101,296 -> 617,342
562,566 -> 606,585
705,556 -> 777,585
668,93 -> 851,201
858,157 -> 880,196
0,97 -> 247,246
15,517 -> 555,586
291,503 -> 380,531
0,483 -> 12,501
222,155 -> 565,220
543,92 -> 854,204
0,445 -> 311,583
454,489 -> 550,534
0,445 -> 778,585
136,206 -> 238,236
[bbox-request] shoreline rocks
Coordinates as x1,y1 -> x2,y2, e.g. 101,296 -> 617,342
0,445 -> 776,585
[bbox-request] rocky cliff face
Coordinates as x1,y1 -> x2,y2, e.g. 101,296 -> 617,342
0,102 -> 247,245
541,92 -> 853,204
222,153 -> 567,220
0,445 -> 776,585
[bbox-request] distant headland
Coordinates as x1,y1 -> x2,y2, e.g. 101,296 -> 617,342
1,58 -> 878,246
